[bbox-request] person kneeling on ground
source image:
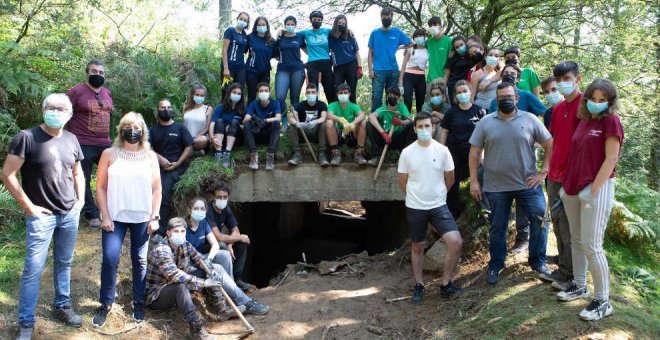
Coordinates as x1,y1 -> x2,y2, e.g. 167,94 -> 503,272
325,83 -> 368,165
398,113 -> 464,304
146,218 -> 268,340
367,86 -> 415,166
287,83 -> 328,165
243,82 -> 282,171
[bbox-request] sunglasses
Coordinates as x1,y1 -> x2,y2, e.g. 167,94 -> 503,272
95,93 -> 104,108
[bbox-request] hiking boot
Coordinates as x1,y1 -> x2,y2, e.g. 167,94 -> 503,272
288,151 -> 303,165
132,301 -> 145,322
54,305 -> 82,328
487,269 -> 501,285
249,152 -> 258,170
214,151 -> 223,162
319,151 -> 329,166
236,280 -> 256,292
189,320 -> 214,340
579,299 -> 613,321
354,149 -> 367,165
92,304 -> 111,328
552,279 -> 572,291
16,324 -> 33,340
244,299 -> 269,315
330,149 -> 341,165
265,153 -> 275,171
557,282 -> 589,301
534,265 -> 554,283
509,239 -> 529,254
411,283 -> 425,304
440,281 -> 464,298
222,151 -> 232,168
367,156 -> 380,167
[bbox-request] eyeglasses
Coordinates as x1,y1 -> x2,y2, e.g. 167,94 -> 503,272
95,93 -> 104,108
45,106 -> 68,113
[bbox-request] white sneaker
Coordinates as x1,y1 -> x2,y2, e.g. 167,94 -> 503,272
579,299 -> 613,321
557,283 -> 589,301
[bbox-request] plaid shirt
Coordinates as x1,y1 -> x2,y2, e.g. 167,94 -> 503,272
145,238 -> 212,304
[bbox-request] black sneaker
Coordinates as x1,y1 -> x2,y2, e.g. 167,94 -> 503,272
54,305 -> 82,328
16,324 -> 34,340
579,299 -> 613,321
487,269 -> 501,285
556,283 -> 589,301
552,279 -> 572,291
236,280 -> 256,292
440,281 -> 464,298
509,239 -> 529,254
92,304 -> 111,328
545,254 -> 559,265
244,299 -> 270,315
132,302 -> 145,322
534,265 -> 554,283
412,283 -> 425,304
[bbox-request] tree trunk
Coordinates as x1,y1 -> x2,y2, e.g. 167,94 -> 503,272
649,5 -> 660,191
218,0 -> 232,36
572,4 -> 583,59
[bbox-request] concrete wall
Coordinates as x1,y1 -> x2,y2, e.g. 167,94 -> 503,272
229,164 -> 405,202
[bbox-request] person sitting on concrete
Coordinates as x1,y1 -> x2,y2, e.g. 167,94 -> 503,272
325,83 -> 368,165
150,98 -> 194,233
287,83 -> 328,165
209,82 -> 246,168
366,86 -> 415,166
243,82 -> 282,171
206,182 -> 255,292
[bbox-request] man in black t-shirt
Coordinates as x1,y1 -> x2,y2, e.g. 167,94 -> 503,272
3,94 -> 85,338
149,98 -> 194,232
287,84 -> 328,165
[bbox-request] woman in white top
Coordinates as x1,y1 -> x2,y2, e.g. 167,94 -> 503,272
471,46 -> 502,109
182,83 -> 213,155
93,112 -> 161,326
399,29 -> 429,114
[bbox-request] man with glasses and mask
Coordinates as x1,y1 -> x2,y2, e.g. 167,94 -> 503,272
469,82 -> 553,285
66,60 -> 113,229
3,94 -> 85,339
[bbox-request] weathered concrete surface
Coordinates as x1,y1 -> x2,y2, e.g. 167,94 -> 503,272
229,163 -> 405,202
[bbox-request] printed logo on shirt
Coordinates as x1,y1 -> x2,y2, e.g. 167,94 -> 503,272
305,111 -> 317,122
588,129 -> 603,137
307,35 -> 328,45
168,132 -> 180,137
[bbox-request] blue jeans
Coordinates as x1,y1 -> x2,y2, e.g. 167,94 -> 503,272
275,69 -> 305,128
18,208 -> 81,326
100,221 -> 149,306
371,70 -> 399,112
485,186 -> 548,271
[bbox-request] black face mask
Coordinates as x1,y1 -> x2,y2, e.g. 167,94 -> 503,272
471,52 -> 483,64
158,109 -> 173,122
381,18 -> 392,28
311,21 -> 322,29
387,96 -> 398,107
88,74 -> 105,88
337,24 -> 346,33
502,74 -> 517,84
123,128 -> 143,144
498,98 -> 516,114
505,58 -> 519,66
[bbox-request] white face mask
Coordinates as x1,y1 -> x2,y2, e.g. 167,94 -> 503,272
429,26 -> 441,36
215,198 -> 228,210
338,94 -> 349,103
258,92 -> 270,101
169,233 -> 186,246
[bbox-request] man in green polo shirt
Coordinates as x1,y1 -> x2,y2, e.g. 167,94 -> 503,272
426,16 -> 453,83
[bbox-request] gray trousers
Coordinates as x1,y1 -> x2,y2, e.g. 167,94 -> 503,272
547,180 -> 573,279
560,179 -> 615,301
288,123 -> 326,152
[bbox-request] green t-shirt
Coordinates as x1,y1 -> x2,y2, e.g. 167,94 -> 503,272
426,35 -> 453,82
328,101 -> 362,129
376,102 -> 411,133
518,68 -> 541,92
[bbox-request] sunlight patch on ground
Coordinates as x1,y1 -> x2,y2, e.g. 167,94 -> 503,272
274,317 -> 360,338
489,280 -> 539,305
288,286 -> 381,303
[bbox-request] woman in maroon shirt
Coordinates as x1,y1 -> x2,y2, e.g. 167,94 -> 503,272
555,78 -> 624,322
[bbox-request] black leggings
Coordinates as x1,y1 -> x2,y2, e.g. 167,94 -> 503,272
403,72 -> 426,114
246,71 -> 270,103
243,120 -> 281,153
214,119 -> 242,137
333,60 -> 358,103
307,59 -> 336,103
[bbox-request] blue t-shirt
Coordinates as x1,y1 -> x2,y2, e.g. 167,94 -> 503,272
299,28 -> 331,62
275,34 -> 306,72
543,106 -> 554,130
223,27 -> 249,69
247,99 -> 281,119
368,27 -> 411,71
186,219 -> 213,254
489,89 -> 547,116
328,34 -> 359,66
212,105 -> 243,124
247,34 -> 275,74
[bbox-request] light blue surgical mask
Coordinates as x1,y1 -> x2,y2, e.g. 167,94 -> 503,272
215,198 -> 228,210
44,110 -> 70,129
338,94 -> 349,103
258,92 -> 270,101
169,233 -> 186,246
193,96 -> 205,104
414,37 -> 426,46
230,93 -> 241,103
417,129 -> 432,142
556,81 -> 575,96
285,25 -> 296,33
237,20 -> 248,30
456,92 -> 471,104
457,44 -> 467,55
306,94 -> 317,105
544,92 -> 563,106
191,210 -> 206,222
485,56 -> 499,67
256,26 -> 268,34
430,95 -> 443,105
586,100 -> 609,115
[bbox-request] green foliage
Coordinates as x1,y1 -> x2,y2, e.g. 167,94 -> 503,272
617,267 -> 659,302
607,177 -> 660,250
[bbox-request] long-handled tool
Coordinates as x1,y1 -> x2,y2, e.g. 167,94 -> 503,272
287,108 -> 318,163
373,111 -> 398,181
218,286 -> 255,334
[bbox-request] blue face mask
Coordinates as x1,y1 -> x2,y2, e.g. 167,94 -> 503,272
417,129 -> 432,142
191,210 -> 206,222
457,44 -> 467,55
414,37 -> 426,46
256,26 -> 268,34
544,92 -> 563,106
556,81 -> 575,96
229,93 -> 241,103
485,56 -> 499,67
44,110 -> 70,129
237,20 -> 248,29
285,25 -> 296,33
169,233 -> 186,246
193,96 -> 205,104
456,92 -> 471,104
586,100 -> 609,115
430,95 -> 443,105
306,94 -> 317,105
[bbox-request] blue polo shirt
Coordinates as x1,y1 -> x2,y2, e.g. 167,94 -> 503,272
212,105 -> 243,124
299,28 -> 331,62
488,89 -> 547,116
329,34 -> 359,66
368,27 -> 411,71
223,27 -> 248,69
247,34 -> 275,74
246,99 -> 281,119
186,219 -> 213,254
275,34 -> 306,72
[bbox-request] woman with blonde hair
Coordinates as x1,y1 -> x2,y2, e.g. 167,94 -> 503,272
92,112 -> 162,327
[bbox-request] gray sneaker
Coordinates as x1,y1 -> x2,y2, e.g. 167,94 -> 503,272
557,282 -> 589,301
534,265 -> 554,283
16,324 -> 33,340
265,153 -> 275,171
319,151 -> 329,166
222,151 -> 231,168
368,157 -> 380,167
54,305 -> 82,328
288,151 -> 302,165
214,151 -> 223,162
243,299 -> 270,315
249,152 -> 258,170
354,149 -> 367,165
330,149 -> 342,166
552,279 -> 572,291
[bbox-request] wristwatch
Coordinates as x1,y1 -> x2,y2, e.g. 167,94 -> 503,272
540,168 -> 549,175
151,215 -> 160,222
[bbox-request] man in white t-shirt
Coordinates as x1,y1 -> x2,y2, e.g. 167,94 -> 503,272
398,113 -> 464,304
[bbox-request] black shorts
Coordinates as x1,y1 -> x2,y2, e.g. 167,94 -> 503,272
406,205 -> 458,243
335,126 -> 357,147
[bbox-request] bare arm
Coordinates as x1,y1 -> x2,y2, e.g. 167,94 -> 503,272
532,85 -> 540,98
318,110 -> 327,124
149,151 -> 162,234
222,38 -> 231,75
96,149 -> 113,230
526,137 -> 553,188
397,173 -> 408,193
439,128 -> 449,145
591,137 -> 621,196
469,146 -> 483,201
353,111 -> 366,125
205,231 -> 220,260
72,161 -> 85,209
444,68 -> 450,80
368,112 -> 384,133
197,105 -> 213,137
444,170 -> 455,191
171,146 -> 192,170
399,50 -> 410,82
470,70 -> 482,101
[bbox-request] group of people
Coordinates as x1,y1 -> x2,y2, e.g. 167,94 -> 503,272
2,7 -> 624,340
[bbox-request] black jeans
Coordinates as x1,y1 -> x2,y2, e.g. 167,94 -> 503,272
403,72 -> 426,114
222,66 -> 247,100
246,71 -> 270,103
306,59 -> 336,103
149,283 -> 200,323
243,121 -> 281,153
366,122 -> 416,156
333,60 -> 358,103
158,165 -> 188,232
214,119 -> 242,138
446,147 -> 470,218
80,144 -> 111,220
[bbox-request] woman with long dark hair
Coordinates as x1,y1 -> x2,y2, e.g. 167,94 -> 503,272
246,16 -> 276,102
209,82 -> 246,167
222,12 -> 251,87
399,28 -> 429,113
328,14 -> 361,103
